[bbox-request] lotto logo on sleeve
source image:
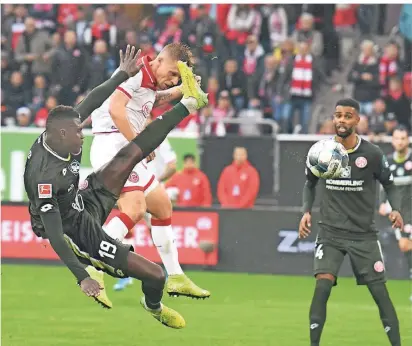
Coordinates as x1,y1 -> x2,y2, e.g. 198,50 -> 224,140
38,184 -> 52,198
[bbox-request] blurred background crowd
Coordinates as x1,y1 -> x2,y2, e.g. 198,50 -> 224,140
1,4 -> 411,135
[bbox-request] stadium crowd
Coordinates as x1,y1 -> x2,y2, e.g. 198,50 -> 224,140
1,4 -> 411,134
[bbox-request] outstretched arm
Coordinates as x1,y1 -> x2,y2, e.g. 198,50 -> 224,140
75,46 -> 143,121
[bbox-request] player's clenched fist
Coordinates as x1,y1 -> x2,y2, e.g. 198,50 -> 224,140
119,45 -> 143,77
80,277 -> 102,297
299,212 -> 312,239
389,210 -> 404,230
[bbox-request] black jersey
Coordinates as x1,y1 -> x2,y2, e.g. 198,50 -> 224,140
306,137 -> 396,237
387,149 -> 412,220
24,133 -> 83,238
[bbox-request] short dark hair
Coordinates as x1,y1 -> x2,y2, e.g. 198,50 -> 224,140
183,153 -> 195,161
162,43 -> 194,67
335,98 -> 360,113
393,125 -> 409,135
46,105 -> 80,131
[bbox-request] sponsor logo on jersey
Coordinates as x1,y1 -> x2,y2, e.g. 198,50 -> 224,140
142,101 -> 154,118
38,184 -> 52,198
68,160 -> 80,175
128,171 -> 139,183
355,156 -> 367,168
374,260 -> 385,272
325,179 -> 364,192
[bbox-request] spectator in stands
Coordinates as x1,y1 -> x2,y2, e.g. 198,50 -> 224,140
226,5 -> 260,60
15,106 -> 32,127
137,34 -> 156,61
29,74 -> 48,112
87,39 -> 116,91
266,5 -> 288,51
219,59 -> 246,110
348,40 -> 380,115
51,30 -> 88,105
83,7 -> 117,54
380,41 -> 403,97
357,115 -> 369,135
205,90 -> 235,136
385,76 -> 411,131
243,35 -> 265,100
206,77 -> 219,108
3,4 -> 28,52
258,55 -> 281,121
318,119 -> 335,135
369,99 -> 389,136
166,154 -> 212,207
57,4 -> 80,34
15,17 -> 54,78
399,4 -> 412,72
34,95 -> 57,127
1,53 -> 16,88
106,5 -> 132,34
154,16 -> 183,53
185,4 -> 221,79
29,4 -> 58,33
3,71 -> 31,113
217,146 -> 260,209
292,13 -> 323,57
70,6 -> 89,46
279,41 -> 330,133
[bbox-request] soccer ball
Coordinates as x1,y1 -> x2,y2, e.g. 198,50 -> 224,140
306,139 -> 349,179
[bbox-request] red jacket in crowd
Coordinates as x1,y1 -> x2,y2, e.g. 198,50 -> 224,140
217,160 -> 260,209
166,167 -> 212,207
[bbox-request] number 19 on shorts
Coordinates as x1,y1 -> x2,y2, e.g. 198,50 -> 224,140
99,241 -> 117,259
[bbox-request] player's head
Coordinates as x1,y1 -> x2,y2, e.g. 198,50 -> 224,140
333,98 -> 360,138
233,147 -> 248,165
183,153 -> 196,170
392,125 -> 409,153
45,105 -> 84,154
152,43 -> 194,90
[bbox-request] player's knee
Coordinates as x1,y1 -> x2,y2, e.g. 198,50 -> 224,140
151,265 -> 166,287
315,273 -> 335,283
399,238 -> 410,252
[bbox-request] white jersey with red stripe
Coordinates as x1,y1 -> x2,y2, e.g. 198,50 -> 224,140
148,137 -> 177,180
90,56 -> 157,134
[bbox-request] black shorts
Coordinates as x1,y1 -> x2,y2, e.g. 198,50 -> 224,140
314,226 -> 386,285
64,173 -> 132,278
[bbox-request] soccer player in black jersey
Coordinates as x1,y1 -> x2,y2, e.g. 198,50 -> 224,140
23,45 -> 208,329
379,125 -> 412,300
299,98 -> 404,346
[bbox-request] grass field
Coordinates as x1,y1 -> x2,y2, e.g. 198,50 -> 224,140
2,264 -> 411,346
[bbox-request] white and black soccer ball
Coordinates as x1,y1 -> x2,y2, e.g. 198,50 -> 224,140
306,139 -> 349,179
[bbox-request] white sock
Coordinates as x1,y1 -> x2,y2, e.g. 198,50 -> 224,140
180,97 -> 197,114
151,222 -> 183,275
103,216 -> 129,241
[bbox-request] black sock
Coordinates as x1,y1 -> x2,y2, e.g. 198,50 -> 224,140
367,282 -> 401,346
309,279 -> 333,346
142,281 -> 163,310
133,103 -> 189,157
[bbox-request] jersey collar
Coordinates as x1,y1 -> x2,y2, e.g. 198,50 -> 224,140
139,55 -> 157,90
42,133 -> 71,162
334,135 -> 361,154
394,148 -> 411,163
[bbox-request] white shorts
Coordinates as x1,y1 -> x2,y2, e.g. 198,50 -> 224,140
90,132 -> 159,196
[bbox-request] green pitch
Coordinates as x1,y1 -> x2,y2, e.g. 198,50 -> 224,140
2,264 -> 411,346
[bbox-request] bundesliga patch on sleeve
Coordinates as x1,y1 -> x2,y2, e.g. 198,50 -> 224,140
38,184 -> 52,198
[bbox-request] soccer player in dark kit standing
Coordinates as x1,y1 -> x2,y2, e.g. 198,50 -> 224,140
23,45 -> 208,329
299,98 -> 404,346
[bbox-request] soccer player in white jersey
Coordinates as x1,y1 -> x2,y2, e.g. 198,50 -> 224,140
90,43 -> 210,299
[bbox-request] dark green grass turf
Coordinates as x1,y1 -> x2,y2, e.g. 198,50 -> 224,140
2,265 -> 411,346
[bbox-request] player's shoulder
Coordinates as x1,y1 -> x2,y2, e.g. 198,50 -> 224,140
359,138 -> 384,156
